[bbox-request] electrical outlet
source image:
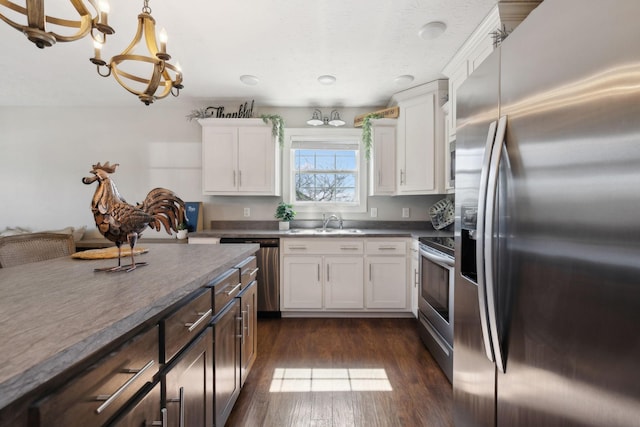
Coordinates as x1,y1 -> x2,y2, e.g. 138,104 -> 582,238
370,207 -> 378,218
243,207 -> 250,217
402,207 -> 410,218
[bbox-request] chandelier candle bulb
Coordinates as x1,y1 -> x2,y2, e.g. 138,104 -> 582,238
99,1 -> 110,27
159,27 -> 168,54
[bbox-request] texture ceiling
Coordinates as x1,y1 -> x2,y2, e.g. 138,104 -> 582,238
0,0 -> 497,107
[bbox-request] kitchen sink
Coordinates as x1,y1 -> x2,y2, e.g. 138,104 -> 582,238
287,228 -> 364,235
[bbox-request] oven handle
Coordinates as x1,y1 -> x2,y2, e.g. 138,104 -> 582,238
419,247 -> 454,268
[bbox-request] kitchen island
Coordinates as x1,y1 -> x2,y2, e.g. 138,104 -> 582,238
0,243 -> 258,426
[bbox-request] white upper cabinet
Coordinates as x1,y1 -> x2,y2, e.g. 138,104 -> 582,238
368,118 -> 397,196
199,118 -> 280,196
442,2 -> 541,141
392,80 -> 447,195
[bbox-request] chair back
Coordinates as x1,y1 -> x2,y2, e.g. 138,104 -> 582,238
0,233 -> 76,268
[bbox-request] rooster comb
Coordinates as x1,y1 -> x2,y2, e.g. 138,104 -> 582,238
91,162 -> 120,174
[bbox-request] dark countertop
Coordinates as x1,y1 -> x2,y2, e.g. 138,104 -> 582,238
190,228 -> 453,240
0,243 -> 258,410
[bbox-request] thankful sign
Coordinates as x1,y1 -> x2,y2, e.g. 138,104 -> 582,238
205,100 -> 254,118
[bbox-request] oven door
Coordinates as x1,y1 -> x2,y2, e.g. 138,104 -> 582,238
418,245 -> 454,345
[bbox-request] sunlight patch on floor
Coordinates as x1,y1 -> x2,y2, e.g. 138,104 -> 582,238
269,368 -> 393,392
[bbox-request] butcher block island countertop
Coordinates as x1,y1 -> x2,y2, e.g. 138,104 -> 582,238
0,243 -> 258,416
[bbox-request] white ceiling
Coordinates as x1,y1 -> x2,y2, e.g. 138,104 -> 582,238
0,0 -> 497,108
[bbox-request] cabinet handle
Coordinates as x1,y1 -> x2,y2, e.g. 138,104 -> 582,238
400,169 -> 405,185
233,170 -> 236,186
151,408 -> 167,427
288,246 -> 307,250
246,303 -> 251,338
414,269 -> 419,286
378,246 -> 396,250
95,360 -> 155,414
378,170 -> 381,185
238,170 -> 242,186
248,267 -> 259,277
317,264 -> 320,282
226,282 -> 242,296
179,387 -> 185,427
327,264 -> 330,282
340,246 -> 359,250
369,264 -> 372,281
240,312 -> 246,344
185,308 -> 213,332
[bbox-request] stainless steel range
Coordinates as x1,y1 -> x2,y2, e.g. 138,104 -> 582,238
417,236 -> 454,382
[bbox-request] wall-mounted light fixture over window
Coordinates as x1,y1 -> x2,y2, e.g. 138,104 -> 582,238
306,109 -> 346,127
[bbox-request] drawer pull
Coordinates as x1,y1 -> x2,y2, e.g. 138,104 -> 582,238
378,246 -> 397,250
95,359 -> 155,414
151,408 -> 167,427
340,246 -> 359,250
289,246 -> 307,250
179,387 -> 185,427
249,267 -> 259,276
185,308 -> 213,332
226,282 -> 242,296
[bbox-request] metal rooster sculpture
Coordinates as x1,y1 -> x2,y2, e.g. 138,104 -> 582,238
82,162 -> 185,272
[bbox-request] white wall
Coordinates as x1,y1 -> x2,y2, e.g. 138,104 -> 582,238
0,104 -> 443,233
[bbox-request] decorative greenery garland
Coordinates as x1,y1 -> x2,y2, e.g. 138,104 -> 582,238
260,114 -> 285,148
361,113 -> 383,160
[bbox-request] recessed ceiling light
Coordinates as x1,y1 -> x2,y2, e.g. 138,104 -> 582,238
240,75 -> 259,85
394,75 -> 414,85
419,21 -> 447,40
317,75 -> 336,85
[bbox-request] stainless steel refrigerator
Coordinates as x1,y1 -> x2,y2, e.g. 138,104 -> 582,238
453,1 -> 640,426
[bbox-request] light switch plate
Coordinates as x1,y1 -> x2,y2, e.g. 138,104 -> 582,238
370,207 -> 378,218
402,207 -> 410,218
243,207 -> 250,217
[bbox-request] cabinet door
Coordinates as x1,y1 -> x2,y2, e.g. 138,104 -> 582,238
164,328 -> 213,427
110,383 -> 162,427
324,256 -> 364,309
202,126 -> 238,193
282,256 -> 322,309
239,281 -> 258,386
163,329 -> 213,427
213,300 -> 241,427
398,94 -> 438,194
237,126 -> 276,194
366,256 -> 408,309
447,61 -> 470,141
370,124 -> 396,195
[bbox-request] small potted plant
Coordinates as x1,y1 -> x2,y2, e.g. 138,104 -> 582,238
176,222 -> 189,240
275,202 -> 296,230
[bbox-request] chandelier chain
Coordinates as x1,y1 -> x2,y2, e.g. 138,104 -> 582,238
142,0 -> 152,14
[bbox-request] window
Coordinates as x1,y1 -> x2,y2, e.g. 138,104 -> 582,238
283,128 -> 366,213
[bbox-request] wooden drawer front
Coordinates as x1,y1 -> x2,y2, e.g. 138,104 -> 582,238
162,288 -> 213,363
210,269 -> 241,315
365,240 -> 407,255
32,326 -> 159,427
282,239 -> 364,255
236,256 -> 258,290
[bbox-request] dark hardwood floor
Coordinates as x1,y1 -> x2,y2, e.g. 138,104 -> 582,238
226,317 -> 453,427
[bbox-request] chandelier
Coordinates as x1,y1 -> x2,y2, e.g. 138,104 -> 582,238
0,0 -> 114,48
306,109 -> 346,127
90,0 -> 183,105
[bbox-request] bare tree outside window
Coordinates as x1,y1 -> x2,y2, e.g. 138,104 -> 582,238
293,149 -> 358,203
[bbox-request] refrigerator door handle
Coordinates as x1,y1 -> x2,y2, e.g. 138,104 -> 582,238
476,120 -> 498,362
484,115 -> 508,373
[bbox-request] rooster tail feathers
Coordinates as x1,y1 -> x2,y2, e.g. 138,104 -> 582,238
139,188 -> 185,235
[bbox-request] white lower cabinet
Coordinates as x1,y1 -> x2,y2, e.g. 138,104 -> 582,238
365,256 -> 407,309
281,238 -> 409,314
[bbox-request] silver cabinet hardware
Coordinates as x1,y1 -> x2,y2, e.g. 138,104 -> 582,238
226,282 -> 242,296
185,309 -> 213,332
95,360 -> 155,414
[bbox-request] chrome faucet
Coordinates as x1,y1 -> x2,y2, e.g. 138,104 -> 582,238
322,214 -> 343,230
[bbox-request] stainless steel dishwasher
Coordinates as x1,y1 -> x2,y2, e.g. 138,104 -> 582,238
219,237 -> 280,318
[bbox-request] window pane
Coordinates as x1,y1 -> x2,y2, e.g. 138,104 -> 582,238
292,147 -> 358,204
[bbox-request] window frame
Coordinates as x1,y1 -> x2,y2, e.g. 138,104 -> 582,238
282,128 -> 367,214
